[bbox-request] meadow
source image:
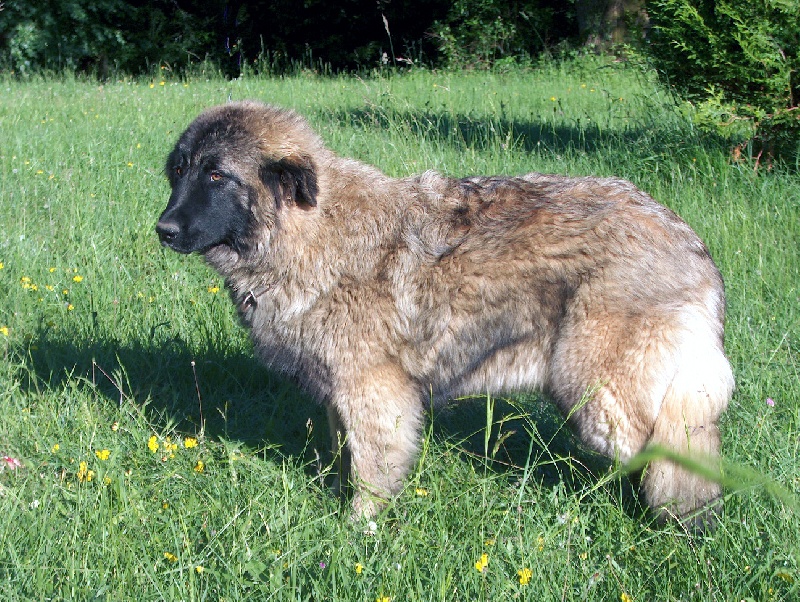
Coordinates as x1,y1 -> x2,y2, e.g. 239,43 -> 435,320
0,57 -> 798,600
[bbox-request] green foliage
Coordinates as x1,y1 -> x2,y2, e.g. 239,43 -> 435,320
431,0 -> 575,68
646,0 -> 800,163
0,0 -> 221,76
0,0 -> 579,76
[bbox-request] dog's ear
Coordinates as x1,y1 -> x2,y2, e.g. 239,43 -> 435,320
261,155 -> 318,209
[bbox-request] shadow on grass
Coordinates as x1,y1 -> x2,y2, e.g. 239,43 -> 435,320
329,104 -> 735,168
19,326 -> 642,519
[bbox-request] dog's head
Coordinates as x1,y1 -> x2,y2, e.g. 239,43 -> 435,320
156,101 -> 320,258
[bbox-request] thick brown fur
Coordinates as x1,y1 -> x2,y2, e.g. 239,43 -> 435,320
156,101 -> 734,524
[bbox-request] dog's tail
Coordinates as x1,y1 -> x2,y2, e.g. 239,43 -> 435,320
640,323 -> 734,527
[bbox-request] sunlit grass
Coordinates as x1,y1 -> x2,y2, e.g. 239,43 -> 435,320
0,57 -> 798,600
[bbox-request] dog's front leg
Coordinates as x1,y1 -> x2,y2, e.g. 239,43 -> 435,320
332,364 -> 423,519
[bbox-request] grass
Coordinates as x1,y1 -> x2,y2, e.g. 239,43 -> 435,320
0,56 -> 798,600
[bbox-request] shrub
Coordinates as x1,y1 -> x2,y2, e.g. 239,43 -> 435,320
646,0 -> 799,164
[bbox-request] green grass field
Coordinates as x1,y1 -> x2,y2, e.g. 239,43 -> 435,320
1,57 -> 798,600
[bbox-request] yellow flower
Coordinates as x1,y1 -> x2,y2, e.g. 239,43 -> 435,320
51,443 -> 60,453
0,261 -> 4,269
194,460 -> 205,473
95,449 -> 110,461
621,594 -> 632,602
164,552 -> 178,563
72,275 -> 83,283
77,461 -> 94,482
183,437 -> 198,448
474,553 -> 489,573
550,96 -> 557,101
127,162 -> 134,168
415,487 -> 428,496
49,267 -> 56,273
518,567 -> 532,585
148,435 -> 159,453
67,304 -> 74,311
0,326 -> 8,337
195,565 -> 204,574
536,536 -> 545,551
376,597 -> 391,602
164,438 -> 178,452
355,562 -> 364,574
207,286 -> 219,294
149,83 -> 155,89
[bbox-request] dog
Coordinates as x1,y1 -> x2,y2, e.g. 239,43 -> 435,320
156,101 -> 734,525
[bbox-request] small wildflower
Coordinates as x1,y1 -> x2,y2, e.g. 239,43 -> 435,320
51,444 -> 60,453
195,565 -> 204,574
537,536 -> 545,551
208,286 -> 220,294
474,553 -> 489,573
49,267 -> 56,273
72,275 -> 83,283
355,562 -> 364,574
1,456 -> 22,471
194,460 -> 205,473
550,96 -> 557,101
766,397 -> 775,407
0,261 -> 4,269
415,487 -> 428,496
0,326 -> 9,337
164,552 -> 178,563
111,422 -> 119,432
67,304 -> 74,311
518,567 -> 532,585
77,461 -> 94,482
376,597 -> 391,602
95,449 -> 110,461
621,594 -> 632,602
148,436 -> 159,453
183,437 -> 198,448
319,562 -> 327,569
127,162 -> 134,168
103,476 -> 111,485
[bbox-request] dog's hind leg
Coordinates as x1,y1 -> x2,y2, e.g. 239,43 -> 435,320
641,333 -> 733,527
549,303 -> 733,527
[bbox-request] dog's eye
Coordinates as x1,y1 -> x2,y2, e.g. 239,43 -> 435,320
210,171 -> 223,182
175,166 -> 183,177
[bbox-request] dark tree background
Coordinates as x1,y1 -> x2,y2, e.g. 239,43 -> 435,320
0,0 -> 610,76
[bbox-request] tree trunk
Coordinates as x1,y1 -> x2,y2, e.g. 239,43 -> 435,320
575,0 -> 649,47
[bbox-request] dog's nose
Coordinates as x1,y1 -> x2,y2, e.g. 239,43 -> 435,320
156,221 -> 180,244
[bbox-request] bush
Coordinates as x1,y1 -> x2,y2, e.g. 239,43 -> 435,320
646,0 -> 800,164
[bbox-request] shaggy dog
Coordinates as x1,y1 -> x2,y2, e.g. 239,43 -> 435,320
156,101 -> 733,525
